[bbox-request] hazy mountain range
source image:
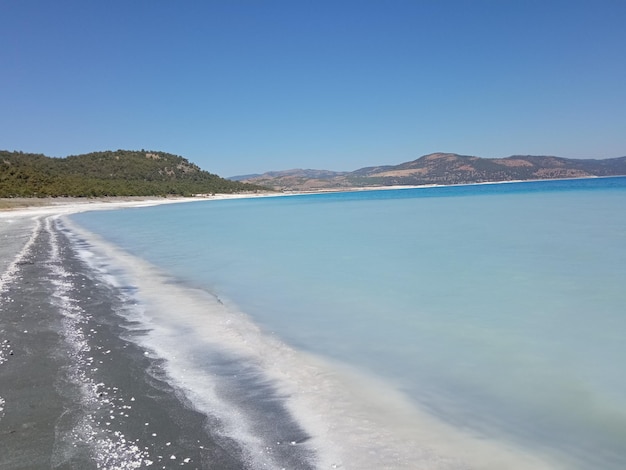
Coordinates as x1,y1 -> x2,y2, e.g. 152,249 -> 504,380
231,153 -> 626,191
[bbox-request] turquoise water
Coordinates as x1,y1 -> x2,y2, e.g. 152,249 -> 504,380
70,177 -> 626,469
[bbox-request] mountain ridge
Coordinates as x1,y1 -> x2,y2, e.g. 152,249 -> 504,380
233,153 -> 626,191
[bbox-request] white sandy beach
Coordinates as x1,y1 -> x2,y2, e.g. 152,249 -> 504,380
0,195 -> 239,219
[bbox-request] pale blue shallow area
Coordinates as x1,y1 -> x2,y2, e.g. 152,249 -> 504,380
71,177 -> 626,469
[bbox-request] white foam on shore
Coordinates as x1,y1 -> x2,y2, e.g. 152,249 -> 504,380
0,217 -> 42,426
60,216 -> 566,470
0,217 -> 41,295
44,217 -> 153,470
63,218 -> 298,468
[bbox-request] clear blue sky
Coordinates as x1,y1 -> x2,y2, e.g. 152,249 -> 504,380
2,0 -> 625,176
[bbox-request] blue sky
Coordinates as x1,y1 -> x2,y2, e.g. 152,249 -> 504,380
2,0 -> 625,176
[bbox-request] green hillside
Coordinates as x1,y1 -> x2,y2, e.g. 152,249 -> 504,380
0,150 -> 265,197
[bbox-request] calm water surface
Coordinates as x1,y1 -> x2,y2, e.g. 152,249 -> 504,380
70,177 -> 626,469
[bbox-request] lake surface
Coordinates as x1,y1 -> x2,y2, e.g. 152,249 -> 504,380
69,177 -> 626,469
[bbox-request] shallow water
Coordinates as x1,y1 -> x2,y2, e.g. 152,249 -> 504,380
69,177 -> 626,469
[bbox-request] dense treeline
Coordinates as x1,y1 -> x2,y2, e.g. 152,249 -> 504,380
0,150 -> 266,197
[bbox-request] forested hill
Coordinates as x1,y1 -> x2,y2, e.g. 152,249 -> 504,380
0,150 -> 265,197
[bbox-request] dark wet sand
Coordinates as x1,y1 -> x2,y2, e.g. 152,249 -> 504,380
0,217 -> 247,469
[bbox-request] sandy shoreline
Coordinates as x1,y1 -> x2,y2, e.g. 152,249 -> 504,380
2,175 -> 611,215
0,192 -> 297,223
0,195 -> 235,217
0,193 -> 324,469
0,212 -> 257,468
0,194 -> 252,468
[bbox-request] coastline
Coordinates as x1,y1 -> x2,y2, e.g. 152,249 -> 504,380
0,201 -> 502,470
55,212 -> 561,470
0,193 -> 329,469
3,179 -> 622,469
277,174 -> 612,195
0,194 -> 252,215
0,215 -> 254,468
1,174 -> 617,215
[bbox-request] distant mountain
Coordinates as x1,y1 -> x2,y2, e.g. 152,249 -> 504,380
229,168 -> 350,189
230,168 -> 348,181
0,149 -> 266,197
237,153 -> 626,191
